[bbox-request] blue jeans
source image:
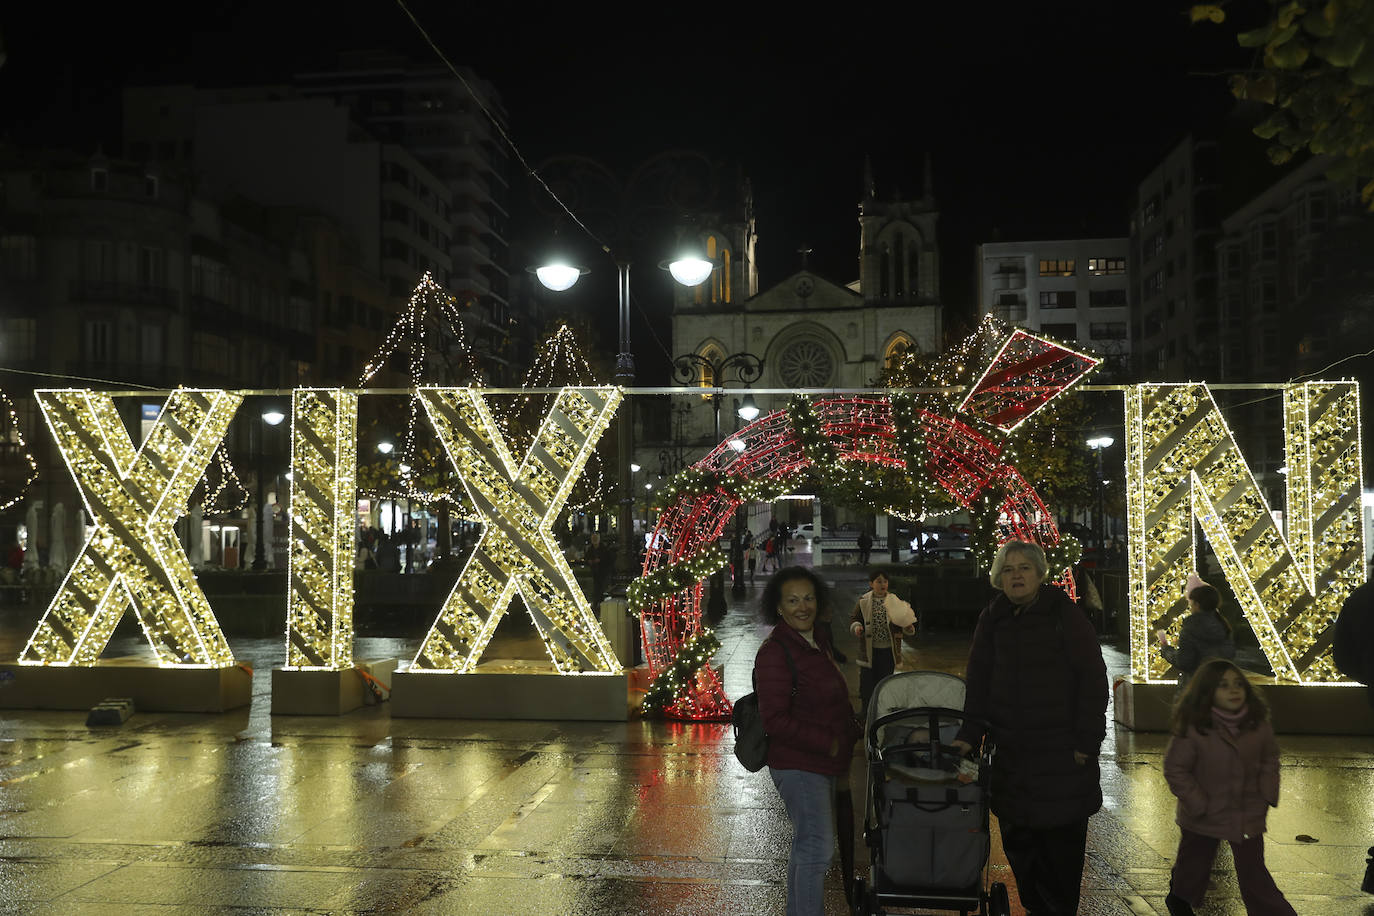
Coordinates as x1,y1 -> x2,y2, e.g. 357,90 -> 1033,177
770,767 -> 835,916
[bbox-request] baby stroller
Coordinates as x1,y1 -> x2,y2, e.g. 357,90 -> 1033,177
851,670 -> 1009,916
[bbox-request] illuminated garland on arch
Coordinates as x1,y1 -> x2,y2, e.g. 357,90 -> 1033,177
640,321 -> 1102,719
626,544 -> 728,617
0,389 -> 39,511
640,628 -> 722,715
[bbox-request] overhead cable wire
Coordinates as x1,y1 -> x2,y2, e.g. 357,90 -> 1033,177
390,0 -> 612,255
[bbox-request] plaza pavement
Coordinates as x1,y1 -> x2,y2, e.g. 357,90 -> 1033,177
0,568 -> 1372,915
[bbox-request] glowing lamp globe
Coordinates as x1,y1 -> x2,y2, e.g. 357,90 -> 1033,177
535,264 -> 584,292
667,256 -> 713,287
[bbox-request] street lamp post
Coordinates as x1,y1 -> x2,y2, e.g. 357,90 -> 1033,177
671,352 -> 764,605
252,404 -> 286,571
534,251 -> 714,590
1086,435 -> 1114,563
377,441 -> 398,570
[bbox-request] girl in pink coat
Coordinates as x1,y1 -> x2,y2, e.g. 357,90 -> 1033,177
1162,659 -> 1296,916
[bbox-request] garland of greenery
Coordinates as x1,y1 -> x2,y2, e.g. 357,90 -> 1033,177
653,467 -> 791,509
633,465 -> 796,715
640,628 -> 722,715
626,544 -> 729,617
637,378 -> 1087,716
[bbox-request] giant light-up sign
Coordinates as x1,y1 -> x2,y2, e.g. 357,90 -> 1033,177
21,386 -> 621,676
1126,381 -> 1364,684
16,382 -> 1364,692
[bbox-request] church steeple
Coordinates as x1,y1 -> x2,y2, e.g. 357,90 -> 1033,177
857,162 -> 940,307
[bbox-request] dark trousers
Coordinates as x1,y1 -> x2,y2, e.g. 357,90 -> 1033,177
858,648 -> 896,714
999,819 -> 1089,915
1170,828 -> 1296,915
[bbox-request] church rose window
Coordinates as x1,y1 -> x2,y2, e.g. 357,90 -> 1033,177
779,339 -> 834,387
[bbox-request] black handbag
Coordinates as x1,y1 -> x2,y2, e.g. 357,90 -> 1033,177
732,639 -> 796,772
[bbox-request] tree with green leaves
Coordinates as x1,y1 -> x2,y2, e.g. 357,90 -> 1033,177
1193,0 -> 1374,206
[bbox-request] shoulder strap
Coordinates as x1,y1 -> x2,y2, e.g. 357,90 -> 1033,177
753,636 -> 799,696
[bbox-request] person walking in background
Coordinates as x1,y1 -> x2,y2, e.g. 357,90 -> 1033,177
1157,573 -> 1235,691
856,529 -> 873,566
952,539 -> 1108,915
1162,658 -> 1297,916
849,569 -> 916,713
762,532 -> 779,573
753,566 -> 863,915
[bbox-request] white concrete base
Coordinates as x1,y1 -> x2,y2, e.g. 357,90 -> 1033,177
390,669 -> 630,721
270,658 -> 399,716
0,660 -> 253,713
1113,676 -> 1374,734
598,599 -> 634,668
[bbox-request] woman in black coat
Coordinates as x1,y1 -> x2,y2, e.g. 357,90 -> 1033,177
953,539 -> 1109,916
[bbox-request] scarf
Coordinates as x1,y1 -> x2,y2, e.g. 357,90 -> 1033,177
1211,704 -> 1248,737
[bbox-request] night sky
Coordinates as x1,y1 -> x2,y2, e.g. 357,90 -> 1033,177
1,2 -> 1256,349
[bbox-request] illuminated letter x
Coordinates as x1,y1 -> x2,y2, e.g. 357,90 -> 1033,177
413,387 -> 622,673
21,389 -> 242,667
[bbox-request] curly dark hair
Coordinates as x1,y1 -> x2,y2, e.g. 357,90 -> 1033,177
759,565 -> 831,625
1170,657 -> 1269,736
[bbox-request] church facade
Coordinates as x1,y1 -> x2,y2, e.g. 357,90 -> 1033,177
664,166 -> 944,455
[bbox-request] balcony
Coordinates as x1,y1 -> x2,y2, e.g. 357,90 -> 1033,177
989,269 -> 1026,291
991,303 -> 1027,323
69,279 -> 178,310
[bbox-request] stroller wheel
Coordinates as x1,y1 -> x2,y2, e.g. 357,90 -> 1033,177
849,876 -> 866,915
989,881 -> 1010,916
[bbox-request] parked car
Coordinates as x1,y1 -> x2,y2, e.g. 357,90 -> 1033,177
1059,521 -> 1094,542
906,544 -> 975,564
795,523 -> 833,541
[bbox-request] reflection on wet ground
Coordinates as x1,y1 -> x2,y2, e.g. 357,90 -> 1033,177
1,569 -> 1373,914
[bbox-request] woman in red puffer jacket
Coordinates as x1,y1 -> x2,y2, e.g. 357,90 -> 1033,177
755,566 -> 862,916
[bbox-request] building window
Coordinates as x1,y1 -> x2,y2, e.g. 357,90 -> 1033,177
1250,220 -> 1277,262
696,344 -> 723,389
1089,321 -> 1127,339
778,338 -> 835,388
90,168 -> 108,192
1038,259 -> 1075,277
2,318 -> 36,361
191,332 -> 230,377
884,334 -> 915,369
83,320 -> 113,362
1039,291 -> 1076,309
1144,270 -> 1165,297
1088,257 -> 1126,275
86,240 -> 115,282
1088,288 -> 1127,307
1041,322 -> 1078,340
139,247 -> 165,285
144,174 -> 159,198
0,235 -> 37,279
1141,195 -> 1160,223
140,324 -> 164,363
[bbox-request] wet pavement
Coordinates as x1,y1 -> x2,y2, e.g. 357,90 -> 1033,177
1,570 -> 1373,915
